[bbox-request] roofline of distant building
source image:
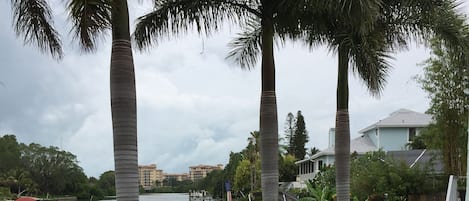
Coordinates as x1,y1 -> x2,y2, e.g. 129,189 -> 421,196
358,124 -> 429,134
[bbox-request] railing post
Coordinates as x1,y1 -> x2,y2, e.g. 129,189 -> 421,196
446,175 -> 458,201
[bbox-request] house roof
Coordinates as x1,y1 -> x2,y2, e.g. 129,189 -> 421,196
387,149 -> 444,172
359,109 -> 432,134
296,135 -> 377,164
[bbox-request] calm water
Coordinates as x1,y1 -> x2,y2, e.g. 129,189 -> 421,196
103,193 -> 189,201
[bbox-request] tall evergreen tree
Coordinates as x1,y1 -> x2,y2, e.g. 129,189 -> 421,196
292,111 -> 308,160
284,112 -> 295,156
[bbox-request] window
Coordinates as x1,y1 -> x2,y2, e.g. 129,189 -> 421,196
308,161 -> 313,173
318,160 -> 323,171
409,128 -> 416,141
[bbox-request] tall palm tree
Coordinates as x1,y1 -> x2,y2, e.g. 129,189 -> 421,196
298,1 -> 469,200
9,1 -> 139,200
133,0 -> 303,199
227,2 -> 385,198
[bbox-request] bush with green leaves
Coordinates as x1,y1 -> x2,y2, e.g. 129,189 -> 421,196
302,150 -> 446,200
299,180 -> 335,201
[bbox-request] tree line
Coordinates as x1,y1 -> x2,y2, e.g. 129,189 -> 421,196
0,135 -> 116,200
190,111 -> 313,200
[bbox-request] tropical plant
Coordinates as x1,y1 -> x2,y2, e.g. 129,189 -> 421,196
299,180 -> 334,201
308,147 -> 320,157
8,0 -> 140,200
133,0 -> 302,199
418,37 -> 469,175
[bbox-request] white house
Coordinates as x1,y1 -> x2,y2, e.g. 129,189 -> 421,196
295,109 -> 432,183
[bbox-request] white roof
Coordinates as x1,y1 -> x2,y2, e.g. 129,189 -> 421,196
359,109 -> 432,134
296,135 -> 377,163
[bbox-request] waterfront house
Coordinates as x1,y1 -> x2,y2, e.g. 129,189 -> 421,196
296,109 -> 433,183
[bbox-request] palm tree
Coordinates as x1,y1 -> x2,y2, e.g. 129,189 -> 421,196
298,1 -> 469,200
246,131 -> 259,192
9,1 -> 139,200
225,2 -> 385,198
133,0 -> 302,200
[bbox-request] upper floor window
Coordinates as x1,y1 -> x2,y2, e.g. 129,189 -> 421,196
409,127 -> 416,141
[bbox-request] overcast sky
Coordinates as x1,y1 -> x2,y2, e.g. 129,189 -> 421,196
1,1 -> 468,177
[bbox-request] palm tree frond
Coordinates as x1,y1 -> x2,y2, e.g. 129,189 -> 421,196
226,18 -> 261,70
349,31 -> 393,97
67,0 -> 112,52
11,0 -> 63,59
133,0 -> 255,50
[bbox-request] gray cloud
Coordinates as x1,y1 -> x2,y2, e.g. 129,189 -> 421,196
2,0 -> 468,177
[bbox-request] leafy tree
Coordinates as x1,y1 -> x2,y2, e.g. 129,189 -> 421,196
98,171 -> 116,196
310,165 -> 335,192
223,152 -> 244,185
234,160 -> 260,194
196,170 -> 224,198
0,135 -> 112,199
0,187 -> 13,198
279,154 -> 297,182
87,177 -> 104,200
406,135 -> 427,150
418,37 -> 469,175
0,135 -> 21,174
8,0 -> 141,198
292,111 -> 308,160
19,143 -> 87,195
157,177 -> 194,193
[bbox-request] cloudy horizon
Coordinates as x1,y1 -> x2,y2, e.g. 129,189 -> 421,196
1,1 -> 467,177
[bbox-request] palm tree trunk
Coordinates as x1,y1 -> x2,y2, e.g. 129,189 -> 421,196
335,45 -> 350,201
110,1 -> 139,201
259,13 -> 279,201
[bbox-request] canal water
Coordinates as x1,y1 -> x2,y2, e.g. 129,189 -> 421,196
104,193 -> 189,201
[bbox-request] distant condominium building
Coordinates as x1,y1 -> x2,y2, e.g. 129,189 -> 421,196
138,164 -> 163,190
164,173 -> 189,182
189,164 -> 224,181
